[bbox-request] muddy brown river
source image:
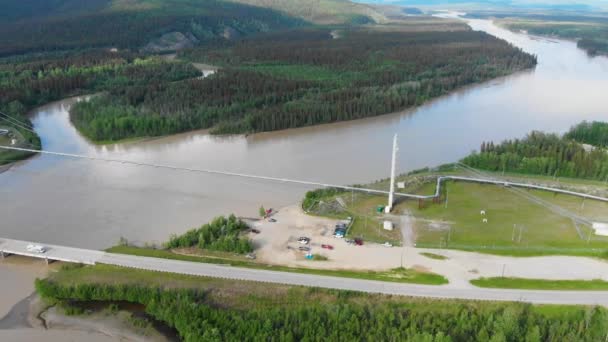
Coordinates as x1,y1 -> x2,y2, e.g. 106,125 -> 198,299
1,18 -> 607,249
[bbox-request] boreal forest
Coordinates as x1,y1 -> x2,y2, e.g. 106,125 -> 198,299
36,273 -> 608,342
69,28 -> 536,142
565,121 -> 608,148
462,123 -> 608,181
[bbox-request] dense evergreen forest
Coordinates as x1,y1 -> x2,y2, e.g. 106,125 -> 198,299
71,28 -> 536,141
0,51 -> 200,163
165,215 -> 253,254
566,121 -> 608,147
36,277 -> 608,341
0,51 -> 199,109
462,127 -> 608,181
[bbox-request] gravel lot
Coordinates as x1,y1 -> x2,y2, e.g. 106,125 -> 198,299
250,205 -> 608,289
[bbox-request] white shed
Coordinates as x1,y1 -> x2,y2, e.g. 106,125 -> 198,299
592,222 -> 608,236
383,221 -> 394,231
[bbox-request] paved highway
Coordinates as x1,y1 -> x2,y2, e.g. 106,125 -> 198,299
100,252 -> 608,306
3,238 -> 608,306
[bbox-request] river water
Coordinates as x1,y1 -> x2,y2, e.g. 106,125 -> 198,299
1,18 -> 607,249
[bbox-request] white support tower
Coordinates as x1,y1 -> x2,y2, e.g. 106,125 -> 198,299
386,134 -> 398,213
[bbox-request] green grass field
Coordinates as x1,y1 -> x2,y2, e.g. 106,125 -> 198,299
345,194 -> 402,245
304,165 -> 608,257
420,252 -> 448,260
471,277 -> 608,291
530,189 -> 608,223
397,181 -> 608,257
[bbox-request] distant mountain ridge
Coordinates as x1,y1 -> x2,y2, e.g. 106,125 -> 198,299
229,0 -> 387,24
0,0 -> 308,57
0,0 -> 391,57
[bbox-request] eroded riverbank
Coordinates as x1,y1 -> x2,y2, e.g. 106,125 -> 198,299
0,257 -> 174,341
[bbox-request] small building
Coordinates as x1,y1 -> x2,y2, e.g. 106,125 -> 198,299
0,129 -> 9,136
383,221 -> 394,231
593,222 -> 608,236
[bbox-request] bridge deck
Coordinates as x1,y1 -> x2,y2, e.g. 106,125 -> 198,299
0,238 -> 103,265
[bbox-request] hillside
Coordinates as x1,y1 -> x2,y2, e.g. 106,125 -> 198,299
0,0 -> 305,57
0,0 -> 109,22
229,0 -> 387,24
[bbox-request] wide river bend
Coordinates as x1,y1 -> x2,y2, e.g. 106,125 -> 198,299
1,18 -> 607,249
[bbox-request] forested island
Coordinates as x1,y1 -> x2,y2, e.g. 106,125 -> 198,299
462,121 -> 608,181
70,28 -> 536,141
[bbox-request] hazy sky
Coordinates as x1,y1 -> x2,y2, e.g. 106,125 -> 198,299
355,0 -> 608,11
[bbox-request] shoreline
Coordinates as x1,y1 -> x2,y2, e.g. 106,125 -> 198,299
0,258 -> 170,341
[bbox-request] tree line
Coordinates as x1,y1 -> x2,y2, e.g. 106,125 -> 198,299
462,128 -> 608,180
165,215 -> 252,254
70,28 -> 536,141
36,278 -> 608,342
302,188 -> 346,210
565,121 -> 608,147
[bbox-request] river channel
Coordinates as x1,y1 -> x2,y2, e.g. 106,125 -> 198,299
1,18 -> 607,249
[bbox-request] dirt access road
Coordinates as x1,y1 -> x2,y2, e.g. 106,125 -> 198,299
250,205 -> 608,289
